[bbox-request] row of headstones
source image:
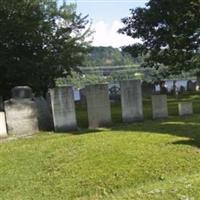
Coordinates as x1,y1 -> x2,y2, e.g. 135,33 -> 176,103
50,80 -> 193,132
0,80 -> 193,138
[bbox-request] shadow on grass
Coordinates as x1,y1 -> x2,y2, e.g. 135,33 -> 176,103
172,139 -> 200,148
73,114 -> 200,148
109,115 -> 200,148
74,98 -> 200,148
69,128 -> 102,135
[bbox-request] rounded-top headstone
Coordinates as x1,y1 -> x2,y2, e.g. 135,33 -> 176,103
11,86 -> 33,99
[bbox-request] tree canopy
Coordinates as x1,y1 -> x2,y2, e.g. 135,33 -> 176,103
0,0 -> 90,96
119,0 -> 200,77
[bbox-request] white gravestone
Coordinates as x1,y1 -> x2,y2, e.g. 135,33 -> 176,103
50,86 -> 77,132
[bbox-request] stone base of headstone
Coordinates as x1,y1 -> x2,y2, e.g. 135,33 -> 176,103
120,80 -> 143,122
34,96 -> 53,131
50,86 -> 77,132
178,102 -> 193,116
85,84 -> 111,129
0,112 -> 7,138
4,99 -> 39,135
152,95 -> 168,119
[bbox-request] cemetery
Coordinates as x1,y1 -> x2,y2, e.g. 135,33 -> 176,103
0,80 -> 197,137
1,81 -> 200,199
0,0 -> 200,199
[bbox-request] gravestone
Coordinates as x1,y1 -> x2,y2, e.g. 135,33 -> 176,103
187,80 -> 196,91
50,86 -> 77,132
179,85 -> 185,94
0,112 -> 7,138
85,84 -> 111,129
178,102 -> 193,116
152,95 -> 168,119
34,96 -> 53,131
0,96 -> 3,111
120,80 -> 143,122
11,86 -> 33,99
5,87 -> 39,135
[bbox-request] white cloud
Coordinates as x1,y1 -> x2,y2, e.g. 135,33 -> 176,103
91,20 -> 141,48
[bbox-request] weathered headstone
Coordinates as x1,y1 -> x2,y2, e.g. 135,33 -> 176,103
50,86 -> 77,132
187,80 -> 196,92
152,95 -> 168,119
4,86 -> 38,135
5,99 -> 38,135
0,112 -> 7,138
85,84 -> 111,129
34,96 -> 53,131
178,102 -> 193,116
0,96 -> 3,111
120,80 -> 143,122
11,86 -> 33,99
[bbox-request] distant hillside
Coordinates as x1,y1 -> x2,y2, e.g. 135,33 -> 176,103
82,46 -> 143,67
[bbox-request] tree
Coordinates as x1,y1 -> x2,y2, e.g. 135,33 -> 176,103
0,0 -> 90,97
119,0 -> 200,81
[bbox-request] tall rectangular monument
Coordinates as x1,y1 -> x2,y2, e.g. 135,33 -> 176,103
120,80 -> 143,122
50,86 -> 77,132
85,84 -> 111,129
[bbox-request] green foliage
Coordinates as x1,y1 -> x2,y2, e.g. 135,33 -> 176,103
120,0 -> 200,76
56,71 -> 110,88
0,0 -> 90,96
56,68 -> 143,88
83,46 -> 143,66
1,95 -> 200,199
110,70 -> 142,82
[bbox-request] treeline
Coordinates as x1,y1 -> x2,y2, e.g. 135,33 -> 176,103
82,46 -> 144,67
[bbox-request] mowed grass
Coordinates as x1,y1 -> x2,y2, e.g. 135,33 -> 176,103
1,93 -> 200,199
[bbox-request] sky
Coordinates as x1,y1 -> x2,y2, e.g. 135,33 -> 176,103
60,0 -> 148,48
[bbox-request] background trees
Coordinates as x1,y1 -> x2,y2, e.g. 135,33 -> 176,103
119,0 -> 200,80
0,0 -> 90,96
82,46 -> 143,66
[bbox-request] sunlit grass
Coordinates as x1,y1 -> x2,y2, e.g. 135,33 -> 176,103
1,94 -> 200,199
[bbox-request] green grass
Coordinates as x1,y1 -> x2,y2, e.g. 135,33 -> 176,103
1,94 -> 200,199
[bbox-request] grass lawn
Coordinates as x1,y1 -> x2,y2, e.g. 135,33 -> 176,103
1,93 -> 200,199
